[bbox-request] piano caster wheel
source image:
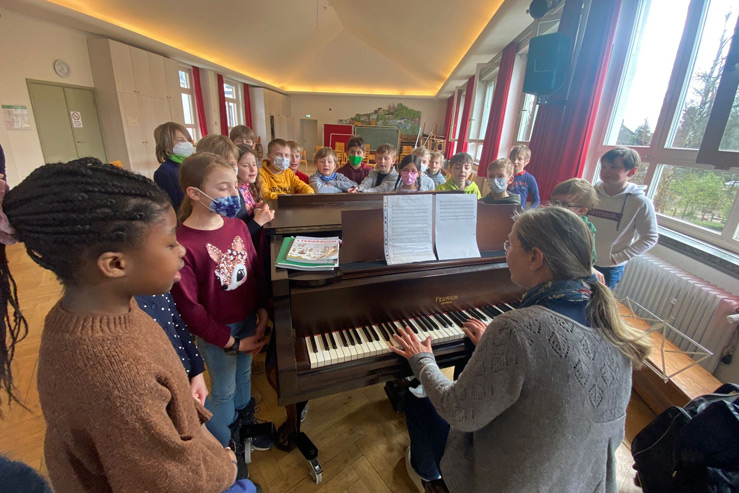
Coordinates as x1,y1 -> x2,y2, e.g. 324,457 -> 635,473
308,458 -> 323,484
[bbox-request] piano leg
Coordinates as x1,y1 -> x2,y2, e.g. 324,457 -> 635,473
276,402 -> 322,484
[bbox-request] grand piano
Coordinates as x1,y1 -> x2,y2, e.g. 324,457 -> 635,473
263,192 -> 524,484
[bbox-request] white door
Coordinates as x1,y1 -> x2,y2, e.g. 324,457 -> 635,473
300,119 -> 319,159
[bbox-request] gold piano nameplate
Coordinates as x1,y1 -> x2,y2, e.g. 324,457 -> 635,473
435,295 -> 458,305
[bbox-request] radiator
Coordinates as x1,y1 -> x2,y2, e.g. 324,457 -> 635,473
614,254 -> 739,373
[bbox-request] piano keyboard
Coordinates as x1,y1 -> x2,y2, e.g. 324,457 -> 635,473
302,303 -> 516,369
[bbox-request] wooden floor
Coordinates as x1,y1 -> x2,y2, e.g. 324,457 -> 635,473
0,242 -> 655,492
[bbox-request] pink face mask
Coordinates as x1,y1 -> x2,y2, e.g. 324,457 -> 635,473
400,170 -> 418,186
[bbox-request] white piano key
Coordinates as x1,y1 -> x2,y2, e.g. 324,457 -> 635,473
308,337 -> 318,369
316,334 -> 330,368
342,330 -> 358,361
326,333 -> 340,365
351,328 -> 372,359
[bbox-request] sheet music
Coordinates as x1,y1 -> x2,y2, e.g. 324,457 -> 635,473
434,193 -> 481,260
383,194 -> 437,265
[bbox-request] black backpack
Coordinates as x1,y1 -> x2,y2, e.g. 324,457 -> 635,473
631,383 -> 739,492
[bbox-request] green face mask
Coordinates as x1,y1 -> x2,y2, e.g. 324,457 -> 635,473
348,155 -> 363,166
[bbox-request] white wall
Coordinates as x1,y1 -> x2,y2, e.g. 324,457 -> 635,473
0,9 -> 96,185
289,94 -> 446,148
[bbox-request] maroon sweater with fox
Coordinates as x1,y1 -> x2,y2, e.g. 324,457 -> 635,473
171,218 -> 265,348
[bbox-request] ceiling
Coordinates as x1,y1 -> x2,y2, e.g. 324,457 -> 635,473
4,0 -> 534,98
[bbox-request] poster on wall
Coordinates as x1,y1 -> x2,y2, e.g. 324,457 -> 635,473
3,105 -> 31,130
339,103 -> 421,135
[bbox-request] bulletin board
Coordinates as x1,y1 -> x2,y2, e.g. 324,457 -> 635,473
354,126 -> 400,152
323,124 -> 354,148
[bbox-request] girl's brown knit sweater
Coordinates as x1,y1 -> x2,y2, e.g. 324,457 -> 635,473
37,299 -> 234,492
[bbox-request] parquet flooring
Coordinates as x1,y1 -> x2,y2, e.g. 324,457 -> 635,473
0,242 -> 654,492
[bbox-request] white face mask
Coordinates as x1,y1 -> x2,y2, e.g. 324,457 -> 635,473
272,156 -> 290,171
491,178 -> 508,194
172,141 -> 194,158
420,163 -> 428,173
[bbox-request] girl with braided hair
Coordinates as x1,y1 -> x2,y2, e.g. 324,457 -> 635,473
0,158 -> 259,492
392,154 -> 436,192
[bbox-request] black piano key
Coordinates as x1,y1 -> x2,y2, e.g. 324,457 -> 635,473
415,314 -> 432,332
321,332 -> 329,348
369,325 -> 381,341
352,327 -> 363,344
470,307 -> 487,320
441,312 -> 456,326
447,311 -> 464,326
481,305 -> 497,318
328,331 -> 338,349
383,322 -> 396,337
310,334 -> 318,353
388,320 -> 400,334
489,305 -> 505,316
433,313 -> 450,327
497,303 -> 513,312
338,330 -> 348,347
378,324 -> 390,341
363,326 -> 376,342
345,328 -> 355,345
404,319 -> 419,334
423,314 -> 439,330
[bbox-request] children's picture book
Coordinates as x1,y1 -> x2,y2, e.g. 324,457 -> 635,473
286,236 -> 341,264
276,236 -> 340,271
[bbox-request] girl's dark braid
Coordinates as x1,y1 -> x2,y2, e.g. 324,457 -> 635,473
0,157 -> 170,412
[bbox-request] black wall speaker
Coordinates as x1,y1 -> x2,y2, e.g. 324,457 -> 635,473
523,33 -> 572,96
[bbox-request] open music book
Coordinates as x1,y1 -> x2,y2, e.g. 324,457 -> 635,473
383,193 -> 481,265
276,236 -> 340,271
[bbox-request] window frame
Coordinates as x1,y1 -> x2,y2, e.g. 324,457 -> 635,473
177,65 -> 200,141
467,62 -> 499,163
585,0 -> 739,254
222,77 -> 244,133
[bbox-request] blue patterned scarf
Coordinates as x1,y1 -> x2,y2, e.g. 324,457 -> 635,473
520,275 -> 597,308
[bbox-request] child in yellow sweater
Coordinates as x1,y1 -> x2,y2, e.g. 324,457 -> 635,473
260,138 -> 314,200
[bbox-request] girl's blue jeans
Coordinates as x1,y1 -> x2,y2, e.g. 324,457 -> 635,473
200,314 -> 256,446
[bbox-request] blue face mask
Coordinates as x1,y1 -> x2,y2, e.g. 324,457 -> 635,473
491,178 -> 508,194
197,189 -> 241,218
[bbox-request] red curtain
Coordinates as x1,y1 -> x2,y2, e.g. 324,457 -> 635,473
442,96 -> 454,159
457,75 -> 476,153
243,83 -> 253,129
216,74 -> 228,136
192,66 -> 208,138
527,0 -> 622,201
477,42 -> 518,177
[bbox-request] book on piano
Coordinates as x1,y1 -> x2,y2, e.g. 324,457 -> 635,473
275,236 -> 340,271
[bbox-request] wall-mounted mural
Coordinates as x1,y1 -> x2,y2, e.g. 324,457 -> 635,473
338,103 -> 421,134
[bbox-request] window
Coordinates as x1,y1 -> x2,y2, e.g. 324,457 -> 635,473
515,93 -> 539,143
466,63 -> 498,163
589,0 -> 739,253
222,78 -> 244,132
178,67 -> 200,141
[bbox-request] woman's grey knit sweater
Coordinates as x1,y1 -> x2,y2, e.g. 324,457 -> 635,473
409,305 -> 632,493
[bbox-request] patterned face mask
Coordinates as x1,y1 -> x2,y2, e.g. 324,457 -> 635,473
400,170 -> 418,185
197,189 -> 241,218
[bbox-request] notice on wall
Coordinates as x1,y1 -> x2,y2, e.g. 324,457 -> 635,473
3,105 -> 31,130
70,111 -> 83,128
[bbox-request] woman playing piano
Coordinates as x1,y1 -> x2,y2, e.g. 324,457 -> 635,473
390,207 -> 650,493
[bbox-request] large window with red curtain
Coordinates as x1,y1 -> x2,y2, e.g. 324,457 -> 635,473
218,75 -> 244,135
588,0 -> 739,253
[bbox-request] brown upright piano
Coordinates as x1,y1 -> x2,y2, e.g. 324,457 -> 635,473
264,193 -> 523,484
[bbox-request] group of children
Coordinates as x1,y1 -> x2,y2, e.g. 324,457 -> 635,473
0,118 -> 657,492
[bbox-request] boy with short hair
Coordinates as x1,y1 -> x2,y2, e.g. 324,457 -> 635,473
508,144 -> 540,209
436,152 -> 481,198
260,138 -> 315,200
229,125 -> 257,148
588,147 -> 658,289
426,151 -> 446,187
412,147 -> 431,174
481,158 -> 520,205
286,141 -> 309,184
551,178 -> 600,265
337,136 -> 372,183
358,144 -> 398,192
